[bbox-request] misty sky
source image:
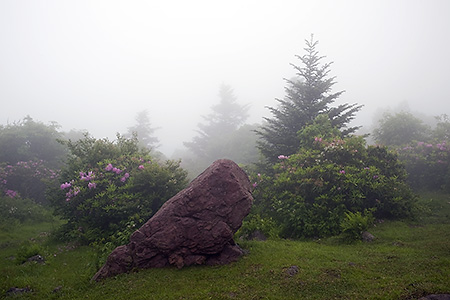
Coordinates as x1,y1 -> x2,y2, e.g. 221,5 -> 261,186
1,0 -> 449,156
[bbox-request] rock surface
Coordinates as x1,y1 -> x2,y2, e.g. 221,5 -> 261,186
92,159 -> 253,281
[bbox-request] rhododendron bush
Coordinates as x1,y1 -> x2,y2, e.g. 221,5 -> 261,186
397,141 -> 450,191
251,117 -> 417,239
47,134 -> 188,243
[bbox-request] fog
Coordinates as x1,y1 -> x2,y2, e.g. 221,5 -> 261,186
1,0 -> 449,156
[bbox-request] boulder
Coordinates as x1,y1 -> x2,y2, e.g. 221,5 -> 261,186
92,159 -> 253,281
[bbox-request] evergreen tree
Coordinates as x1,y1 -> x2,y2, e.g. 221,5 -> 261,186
126,110 -> 159,150
184,84 -> 249,161
256,36 -> 362,164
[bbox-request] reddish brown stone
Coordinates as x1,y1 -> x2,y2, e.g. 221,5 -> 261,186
92,159 -> 253,281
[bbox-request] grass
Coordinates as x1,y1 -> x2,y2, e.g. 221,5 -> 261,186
1,192 -> 449,299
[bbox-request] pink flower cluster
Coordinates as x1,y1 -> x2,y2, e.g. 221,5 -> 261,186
60,182 -> 72,189
278,155 -> 290,160
105,163 -> 123,174
5,189 -> 17,198
80,171 -> 95,181
416,141 -> 447,150
105,163 -> 130,182
120,173 -> 130,183
65,187 -> 80,202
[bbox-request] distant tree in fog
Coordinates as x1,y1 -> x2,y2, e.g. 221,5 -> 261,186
256,36 -> 362,164
373,111 -> 430,146
0,115 -> 66,167
184,84 -> 250,162
433,114 -> 450,141
126,110 -> 159,150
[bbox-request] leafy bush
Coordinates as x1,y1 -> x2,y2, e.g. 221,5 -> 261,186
340,209 -> 374,242
397,141 -> 450,191
15,241 -> 46,264
0,194 -> 52,228
252,116 -> 417,239
48,134 -> 188,244
235,213 -> 280,240
0,160 -> 59,205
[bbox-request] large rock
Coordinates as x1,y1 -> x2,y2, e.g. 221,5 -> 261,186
92,159 -> 253,281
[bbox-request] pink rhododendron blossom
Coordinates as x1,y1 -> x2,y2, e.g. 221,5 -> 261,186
138,165 -> 145,170
120,173 -> 130,182
60,182 -> 71,189
5,189 -> 17,198
105,164 -> 113,171
73,187 -> 80,195
88,182 -> 97,189
339,170 -> 345,174
113,167 -> 122,174
278,155 -> 289,160
79,171 -> 95,181
252,182 -> 258,188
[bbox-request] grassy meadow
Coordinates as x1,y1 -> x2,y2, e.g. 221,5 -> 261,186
1,192 -> 449,299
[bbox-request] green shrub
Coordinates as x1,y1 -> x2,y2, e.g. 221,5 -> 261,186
340,209 -> 374,242
15,241 -> 45,264
397,141 -> 450,191
48,134 -> 188,244
235,213 -> 280,240
0,194 -> 52,228
0,160 -> 59,205
252,116 -> 417,239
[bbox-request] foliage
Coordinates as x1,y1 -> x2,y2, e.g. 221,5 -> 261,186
125,110 -> 159,150
48,134 -> 188,244
340,209 -> 375,242
433,114 -> 450,140
253,117 -> 417,239
397,140 -> 450,191
0,115 -> 67,168
0,159 -> 59,205
235,213 -> 280,240
256,36 -> 361,164
373,111 -> 430,146
0,194 -> 52,228
15,241 -> 45,264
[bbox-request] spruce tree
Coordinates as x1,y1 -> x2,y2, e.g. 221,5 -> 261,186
256,36 -> 362,164
126,110 -> 159,150
184,84 -> 249,162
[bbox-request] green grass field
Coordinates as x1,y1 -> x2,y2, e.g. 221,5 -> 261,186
1,192 -> 449,299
